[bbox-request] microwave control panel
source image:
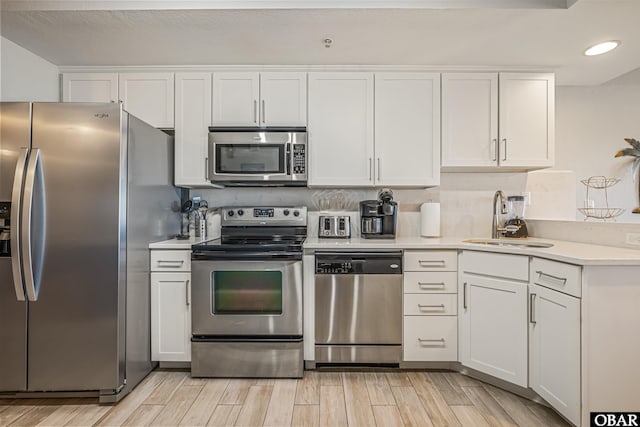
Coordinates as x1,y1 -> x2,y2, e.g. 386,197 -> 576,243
293,144 -> 306,175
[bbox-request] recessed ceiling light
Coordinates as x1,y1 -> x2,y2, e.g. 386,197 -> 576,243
584,41 -> 620,56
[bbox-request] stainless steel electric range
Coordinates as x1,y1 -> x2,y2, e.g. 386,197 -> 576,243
190,206 -> 307,378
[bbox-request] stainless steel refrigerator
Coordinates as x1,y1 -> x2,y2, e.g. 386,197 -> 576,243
0,102 -> 180,402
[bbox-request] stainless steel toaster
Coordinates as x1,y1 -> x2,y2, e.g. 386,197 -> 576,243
318,215 -> 351,238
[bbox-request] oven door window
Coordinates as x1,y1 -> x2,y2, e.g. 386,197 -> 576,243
212,271 -> 283,315
215,144 -> 285,174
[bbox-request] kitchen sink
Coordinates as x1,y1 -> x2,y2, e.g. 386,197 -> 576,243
463,239 -> 554,248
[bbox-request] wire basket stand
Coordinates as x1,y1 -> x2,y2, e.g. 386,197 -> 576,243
577,176 -> 625,221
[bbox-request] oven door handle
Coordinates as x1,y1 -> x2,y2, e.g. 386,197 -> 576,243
192,251 -> 303,261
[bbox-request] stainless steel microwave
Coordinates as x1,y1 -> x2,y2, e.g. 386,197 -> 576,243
207,128 -> 307,186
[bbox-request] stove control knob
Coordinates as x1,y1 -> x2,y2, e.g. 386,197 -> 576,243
237,209 -> 244,216
293,210 -> 300,217
283,209 -> 290,216
227,210 -> 234,217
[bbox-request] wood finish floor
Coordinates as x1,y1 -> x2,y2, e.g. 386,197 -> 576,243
0,370 -> 569,427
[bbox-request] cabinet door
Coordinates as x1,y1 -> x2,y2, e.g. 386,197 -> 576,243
308,73 -> 374,187
374,73 -> 440,186
62,73 -> 118,103
174,72 -> 214,187
212,72 -> 260,126
260,72 -> 307,127
499,73 -> 554,168
151,272 -> 191,362
460,273 -> 528,387
530,284 -> 580,425
119,73 -> 174,128
441,73 -> 498,169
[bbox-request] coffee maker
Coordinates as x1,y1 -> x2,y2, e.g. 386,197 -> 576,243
360,189 -> 398,239
0,202 -> 10,257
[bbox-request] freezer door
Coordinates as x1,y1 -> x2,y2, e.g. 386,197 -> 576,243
26,103 -> 125,391
0,102 -> 30,392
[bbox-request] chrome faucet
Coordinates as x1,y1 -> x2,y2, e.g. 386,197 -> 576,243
491,190 -> 508,239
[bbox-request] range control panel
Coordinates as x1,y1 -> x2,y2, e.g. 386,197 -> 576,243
222,206 -> 307,226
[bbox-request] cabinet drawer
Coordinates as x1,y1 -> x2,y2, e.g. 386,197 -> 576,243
462,250 -> 528,281
403,271 -> 457,293
531,258 -> 581,298
150,250 -> 191,272
404,294 -> 457,316
403,316 -> 457,362
404,251 -> 457,272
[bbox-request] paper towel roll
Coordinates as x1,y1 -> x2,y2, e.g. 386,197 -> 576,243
420,202 -> 440,237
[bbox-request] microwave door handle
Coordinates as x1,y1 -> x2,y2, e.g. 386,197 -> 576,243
286,143 -> 292,176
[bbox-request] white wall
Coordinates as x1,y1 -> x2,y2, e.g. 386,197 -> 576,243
554,68 -> 640,223
0,36 -> 59,101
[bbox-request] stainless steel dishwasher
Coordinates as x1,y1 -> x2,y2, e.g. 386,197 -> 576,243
315,252 -> 402,365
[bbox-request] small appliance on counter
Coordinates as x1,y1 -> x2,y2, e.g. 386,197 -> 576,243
318,215 -> 351,238
504,195 -> 528,238
360,189 -> 398,239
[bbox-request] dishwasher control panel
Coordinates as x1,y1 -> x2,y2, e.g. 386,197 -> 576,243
315,252 -> 403,275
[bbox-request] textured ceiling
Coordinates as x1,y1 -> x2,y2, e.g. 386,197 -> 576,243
1,0 -> 638,85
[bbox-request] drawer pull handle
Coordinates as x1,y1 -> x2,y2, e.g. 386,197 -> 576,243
463,282 -> 468,309
186,279 -> 191,306
418,282 -> 445,288
418,304 -> 445,310
535,270 -> 567,285
418,260 -> 446,267
418,338 -> 445,344
157,260 -> 185,264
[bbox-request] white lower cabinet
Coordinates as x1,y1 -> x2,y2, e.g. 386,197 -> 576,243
403,250 -> 457,362
529,283 -> 580,425
150,250 -> 191,362
459,251 -> 528,387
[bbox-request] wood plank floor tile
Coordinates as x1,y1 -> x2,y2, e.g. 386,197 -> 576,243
372,405 -> 405,427
151,384 -> 203,426
295,371 -> 319,405
426,372 -> 473,406
96,371 -> 167,426
450,405 -> 492,427
446,372 -> 484,388
318,372 -> 342,386
365,372 -> 395,405
36,400 -> 91,427
142,371 -> 188,405
263,380 -> 297,427
0,404 -> 36,426
391,386 -> 434,427
462,386 -> 517,427
180,379 -> 229,427
121,404 -> 164,426
342,373 -> 376,427
408,372 -> 461,427
291,405 -> 319,427
207,405 -> 241,426
64,404 -> 111,426
319,385 -> 347,427
9,403 -> 61,427
385,372 -> 413,387
234,386 -> 273,427
523,400 -> 570,427
482,384 -> 546,427
219,380 -> 254,405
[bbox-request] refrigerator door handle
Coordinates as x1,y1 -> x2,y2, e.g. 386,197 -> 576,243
22,148 -> 43,301
11,148 -> 29,301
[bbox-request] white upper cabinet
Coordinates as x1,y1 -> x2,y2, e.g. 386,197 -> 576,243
212,72 -> 307,127
118,72 -> 175,128
308,72 -> 374,187
375,73 -> 440,187
174,72 -> 218,188
260,72 -> 307,126
62,73 -> 118,103
441,72 -> 554,171
499,73 -> 555,168
441,73 -> 498,168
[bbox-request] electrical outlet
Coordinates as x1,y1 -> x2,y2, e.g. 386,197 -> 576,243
625,233 -> 640,246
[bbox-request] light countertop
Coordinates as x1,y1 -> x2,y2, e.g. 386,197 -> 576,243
149,236 -> 213,250
304,236 -> 640,266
